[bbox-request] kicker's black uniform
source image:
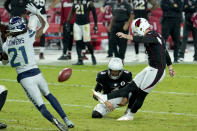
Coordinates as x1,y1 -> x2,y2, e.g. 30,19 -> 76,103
106,31 -> 173,114
95,70 -> 132,94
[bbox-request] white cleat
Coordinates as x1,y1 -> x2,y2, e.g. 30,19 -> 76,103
117,112 -> 134,121
92,89 -> 107,103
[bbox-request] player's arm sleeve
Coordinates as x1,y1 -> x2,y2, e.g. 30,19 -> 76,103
133,35 -> 158,45
28,29 -> 36,44
90,2 -> 98,26
4,0 -> 11,13
95,73 -> 103,92
165,49 -> 172,66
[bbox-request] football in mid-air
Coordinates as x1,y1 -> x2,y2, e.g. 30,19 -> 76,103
58,68 -> 72,82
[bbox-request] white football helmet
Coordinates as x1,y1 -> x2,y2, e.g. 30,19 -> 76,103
131,18 -> 150,36
8,16 -> 26,33
108,57 -> 123,80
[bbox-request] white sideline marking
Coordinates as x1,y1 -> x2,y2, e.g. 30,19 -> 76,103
6,99 -> 197,118
0,78 -> 196,96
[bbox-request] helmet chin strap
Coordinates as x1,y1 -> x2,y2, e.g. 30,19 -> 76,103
108,69 -> 123,80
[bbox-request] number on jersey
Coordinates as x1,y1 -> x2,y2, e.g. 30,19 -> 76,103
75,4 -> 84,15
133,0 -> 146,10
8,46 -> 28,67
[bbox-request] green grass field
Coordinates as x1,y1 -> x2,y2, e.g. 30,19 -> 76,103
0,64 -> 197,131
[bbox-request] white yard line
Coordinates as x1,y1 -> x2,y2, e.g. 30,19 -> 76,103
6,99 -> 197,118
0,78 -> 196,96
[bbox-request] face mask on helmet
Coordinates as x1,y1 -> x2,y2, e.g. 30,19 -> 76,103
108,57 -> 123,80
8,16 -> 26,33
132,18 -> 150,36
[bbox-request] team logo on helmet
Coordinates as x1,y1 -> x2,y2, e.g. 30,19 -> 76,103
135,19 -> 141,27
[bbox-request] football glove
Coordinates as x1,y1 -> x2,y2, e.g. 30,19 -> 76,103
93,25 -> 98,34
26,3 -> 41,16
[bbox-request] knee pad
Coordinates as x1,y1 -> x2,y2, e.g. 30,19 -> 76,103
92,110 -> 103,118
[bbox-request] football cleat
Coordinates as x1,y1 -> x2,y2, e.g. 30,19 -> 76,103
0,122 -> 7,129
117,112 -> 134,121
52,118 -> 68,131
92,90 -> 107,103
63,117 -> 74,128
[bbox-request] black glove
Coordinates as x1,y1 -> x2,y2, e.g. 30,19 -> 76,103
93,25 -> 98,34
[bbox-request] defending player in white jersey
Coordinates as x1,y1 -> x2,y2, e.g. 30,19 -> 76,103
1,4 -> 74,131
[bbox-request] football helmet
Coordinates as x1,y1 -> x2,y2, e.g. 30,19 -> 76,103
131,18 -> 150,36
8,16 -> 26,33
108,57 -> 123,80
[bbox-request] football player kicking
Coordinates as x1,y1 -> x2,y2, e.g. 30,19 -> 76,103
0,85 -> 8,129
92,57 -> 133,118
1,4 -> 73,131
93,18 -> 175,121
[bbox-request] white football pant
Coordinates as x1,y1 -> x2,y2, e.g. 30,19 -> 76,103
20,73 -> 50,107
93,97 -> 123,116
73,23 -> 91,42
133,66 -> 166,93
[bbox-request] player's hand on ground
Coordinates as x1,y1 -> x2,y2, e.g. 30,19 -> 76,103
168,65 -> 175,77
116,32 -> 126,39
26,3 -> 41,15
117,97 -> 128,107
104,101 -> 114,112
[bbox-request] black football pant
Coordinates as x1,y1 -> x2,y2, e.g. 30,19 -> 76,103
111,23 -> 129,60
62,23 -> 73,55
0,90 -> 7,111
107,81 -> 148,113
162,18 -> 181,61
179,21 -> 197,60
39,34 -> 45,47
107,31 -> 113,57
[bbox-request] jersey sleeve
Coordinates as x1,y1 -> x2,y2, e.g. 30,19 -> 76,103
28,29 -> 36,44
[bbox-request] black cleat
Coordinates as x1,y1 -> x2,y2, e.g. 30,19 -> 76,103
64,117 -> 74,128
91,55 -> 96,65
58,55 -> 71,60
73,61 -> 84,65
0,122 -> 7,129
52,118 -> 68,131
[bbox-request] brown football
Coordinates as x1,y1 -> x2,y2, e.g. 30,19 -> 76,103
58,68 -> 72,82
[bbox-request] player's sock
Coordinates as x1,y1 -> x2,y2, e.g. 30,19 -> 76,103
45,93 -> 67,119
38,104 -> 54,122
0,88 -> 8,111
